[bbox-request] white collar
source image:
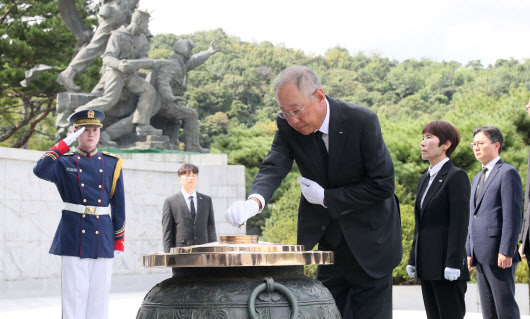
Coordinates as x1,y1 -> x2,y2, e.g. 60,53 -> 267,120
428,157 -> 449,177
181,189 -> 197,199
316,97 -> 330,135
482,156 -> 501,171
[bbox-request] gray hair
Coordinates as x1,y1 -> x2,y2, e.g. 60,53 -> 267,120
273,66 -> 322,99
473,125 -> 504,154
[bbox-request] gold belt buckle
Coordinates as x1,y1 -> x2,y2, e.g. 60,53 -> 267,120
85,206 -> 97,215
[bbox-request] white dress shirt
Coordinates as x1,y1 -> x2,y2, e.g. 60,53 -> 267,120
420,157 -> 450,209
181,189 -> 197,213
482,156 -> 500,181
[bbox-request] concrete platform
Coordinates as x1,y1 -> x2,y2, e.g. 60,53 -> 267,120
1,274 -> 528,319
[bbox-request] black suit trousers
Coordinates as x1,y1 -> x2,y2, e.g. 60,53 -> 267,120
317,239 -> 392,319
420,279 -> 466,319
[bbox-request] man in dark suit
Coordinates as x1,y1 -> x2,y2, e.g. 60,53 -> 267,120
406,121 -> 470,318
466,126 -> 523,319
162,163 -> 217,257
519,102 -> 530,260
225,66 -> 402,318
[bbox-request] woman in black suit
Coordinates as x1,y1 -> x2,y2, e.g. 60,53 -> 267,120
406,121 -> 470,319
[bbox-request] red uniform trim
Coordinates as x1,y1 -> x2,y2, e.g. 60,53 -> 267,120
100,155 -> 104,206
79,214 -> 82,257
114,238 -> 124,252
51,140 -> 69,154
98,217 -> 101,257
76,157 -> 83,202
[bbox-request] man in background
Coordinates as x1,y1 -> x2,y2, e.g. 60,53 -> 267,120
466,125 -> 523,319
162,163 -> 216,273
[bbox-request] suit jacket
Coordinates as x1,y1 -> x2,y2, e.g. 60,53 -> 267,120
162,191 -> 217,252
466,159 -> 523,266
408,160 -> 470,281
249,96 -> 402,278
520,148 -> 530,256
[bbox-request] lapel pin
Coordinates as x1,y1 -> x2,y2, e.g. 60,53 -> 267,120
339,131 -> 343,134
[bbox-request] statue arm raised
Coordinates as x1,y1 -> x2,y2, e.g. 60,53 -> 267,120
186,40 -> 219,71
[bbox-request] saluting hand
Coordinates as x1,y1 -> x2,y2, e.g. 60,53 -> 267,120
63,126 -> 85,146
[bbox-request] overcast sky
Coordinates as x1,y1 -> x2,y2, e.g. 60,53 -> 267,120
144,0 -> 530,66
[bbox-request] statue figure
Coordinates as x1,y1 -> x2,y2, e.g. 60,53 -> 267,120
150,39 -> 218,153
56,0 -> 140,92
49,5 -> 219,151
74,9 -> 161,146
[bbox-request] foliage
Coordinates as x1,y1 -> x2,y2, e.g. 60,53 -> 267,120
516,260 -> 529,284
393,203 -> 416,284
0,0 -> 98,149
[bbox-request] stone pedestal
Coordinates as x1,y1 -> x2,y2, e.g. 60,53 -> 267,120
0,147 -> 246,283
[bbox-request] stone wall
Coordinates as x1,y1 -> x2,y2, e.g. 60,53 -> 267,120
0,147 -> 246,282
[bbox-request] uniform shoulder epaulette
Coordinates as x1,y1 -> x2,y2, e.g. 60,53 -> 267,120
102,151 -> 120,159
64,152 -> 75,156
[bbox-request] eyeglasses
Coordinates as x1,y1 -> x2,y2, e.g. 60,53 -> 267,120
277,89 -> 317,119
469,141 -> 494,150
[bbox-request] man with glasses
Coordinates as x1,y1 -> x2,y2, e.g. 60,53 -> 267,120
466,126 -> 523,319
225,65 -> 402,318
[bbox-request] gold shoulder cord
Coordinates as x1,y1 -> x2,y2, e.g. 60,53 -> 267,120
110,157 -> 123,199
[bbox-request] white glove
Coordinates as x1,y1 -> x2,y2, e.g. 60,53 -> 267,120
114,250 -> 123,257
298,177 -> 325,206
444,267 -> 460,281
225,200 -> 260,227
406,265 -> 416,277
63,126 -> 85,146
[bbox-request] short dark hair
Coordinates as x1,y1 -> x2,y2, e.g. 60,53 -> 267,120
422,121 -> 461,158
473,125 -> 504,154
177,163 -> 199,176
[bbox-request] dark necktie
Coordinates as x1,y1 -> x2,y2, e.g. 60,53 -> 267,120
315,130 -> 328,173
189,196 -> 196,220
418,174 -> 430,210
315,131 -> 328,159
475,167 -> 488,205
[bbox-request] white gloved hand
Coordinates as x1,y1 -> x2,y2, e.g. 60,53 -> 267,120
225,200 -> 260,227
444,267 -> 460,281
63,126 -> 85,146
114,250 -> 123,257
406,265 -> 416,277
297,177 -> 325,206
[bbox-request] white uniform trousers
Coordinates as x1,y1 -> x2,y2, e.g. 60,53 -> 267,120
61,256 -> 113,319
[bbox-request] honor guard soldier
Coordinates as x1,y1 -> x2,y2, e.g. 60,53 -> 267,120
33,109 -> 125,319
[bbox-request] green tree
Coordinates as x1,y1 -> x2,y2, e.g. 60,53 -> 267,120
0,0 -> 97,149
